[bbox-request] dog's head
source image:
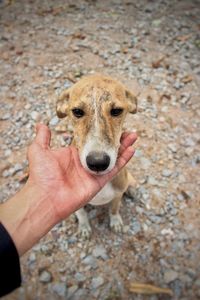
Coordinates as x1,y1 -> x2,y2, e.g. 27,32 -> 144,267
56,74 -> 137,175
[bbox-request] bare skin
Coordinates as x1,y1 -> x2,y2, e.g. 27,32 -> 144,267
0,124 -> 137,256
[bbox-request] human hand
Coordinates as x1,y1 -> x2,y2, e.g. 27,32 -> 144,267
0,124 -> 137,255
27,124 -> 137,223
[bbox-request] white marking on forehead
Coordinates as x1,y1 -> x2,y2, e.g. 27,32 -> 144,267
91,88 -> 100,137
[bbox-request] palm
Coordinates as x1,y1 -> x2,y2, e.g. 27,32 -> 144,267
28,143 -> 106,217
27,124 -> 136,221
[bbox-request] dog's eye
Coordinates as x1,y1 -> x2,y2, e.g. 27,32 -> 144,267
72,108 -> 85,118
110,108 -> 124,117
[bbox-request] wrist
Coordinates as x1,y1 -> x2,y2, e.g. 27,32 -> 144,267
0,182 -> 57,256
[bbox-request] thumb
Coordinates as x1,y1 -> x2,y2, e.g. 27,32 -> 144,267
34,123 -> 51,149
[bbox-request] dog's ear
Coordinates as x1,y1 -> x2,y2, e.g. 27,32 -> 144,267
56,89 -> 71,118
125,89 -> 137,114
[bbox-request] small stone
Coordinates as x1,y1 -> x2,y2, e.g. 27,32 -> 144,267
130,217 -> 141,234
161,106 -> 168,113
82,255 -> 98,269
75,272 -> 86,283
162,169 -> 173,177
25,103 -> 31,110
39,270 -> 52,283
4,149 -> 12,157
161,228 -> 174,236
52,282 -> 67,297
29,252 -> 36,263
184,137 -> 195,147
140,157 -> 151,169
134,149 -> 143,157
49,116 -> 59,126
185,147 -> 193,156
67,285 -> 78,298
148,176 -> 159,186
148,215 -> 163,224
152,19 -> 162,26
164,270 -> 178,283
91,276 -> 104,289
2,169 -> 10,177
0,113 -> 11,120
68,236 -> 78,244
70,288 -> 88,299
168,143 -> 177,153
92,245 -> 108,260
14,163 -> 23,173
194,279 -> 200,287
30,111 -> 39,121
28,58 -> 36,67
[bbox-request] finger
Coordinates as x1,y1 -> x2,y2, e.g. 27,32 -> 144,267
34,123 -> 51,149
119,132 -> 137,155
120,131 -> 130,141
99,146 -> 135,186
116,146 -> 135,170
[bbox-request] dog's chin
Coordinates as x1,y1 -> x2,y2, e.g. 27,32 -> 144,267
81,162 -> 116,176
85,168 -> 112,176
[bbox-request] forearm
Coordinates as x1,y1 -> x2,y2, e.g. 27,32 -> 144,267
0,183 -> 56,256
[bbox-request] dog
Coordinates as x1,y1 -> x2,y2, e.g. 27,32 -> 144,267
56,74 -> 137,238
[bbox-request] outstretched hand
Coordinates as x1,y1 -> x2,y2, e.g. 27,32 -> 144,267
0,124 -> 137,256
27,124 -> 137,222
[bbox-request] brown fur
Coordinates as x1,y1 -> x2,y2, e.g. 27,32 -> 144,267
56,74 -> 137,236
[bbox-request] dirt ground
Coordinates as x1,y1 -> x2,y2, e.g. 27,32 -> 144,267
0,0 -> 200,299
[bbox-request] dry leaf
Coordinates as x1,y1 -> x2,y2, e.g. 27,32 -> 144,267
152,56 -> 165,68
176,34 -> 191,42
129,282 -> 173,296
182,75 -> 193,83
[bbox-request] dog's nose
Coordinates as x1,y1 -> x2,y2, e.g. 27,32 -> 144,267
86,151 -> 110,172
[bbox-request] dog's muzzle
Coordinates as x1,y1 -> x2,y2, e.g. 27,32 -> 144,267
86,151 -> 110,172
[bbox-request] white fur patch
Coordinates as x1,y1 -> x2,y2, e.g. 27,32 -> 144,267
89,182 -> 115,205
80,135 -> 117,175
79,88 -> 117,174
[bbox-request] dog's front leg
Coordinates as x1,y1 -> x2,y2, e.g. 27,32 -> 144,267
75,208 -> 92,238
109,196 -> 123,233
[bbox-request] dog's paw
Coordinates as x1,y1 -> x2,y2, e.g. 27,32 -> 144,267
110,214 -> 124,233
78,223 -> 92,239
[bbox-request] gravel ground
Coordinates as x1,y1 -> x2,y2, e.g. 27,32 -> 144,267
0,0 -> 200,299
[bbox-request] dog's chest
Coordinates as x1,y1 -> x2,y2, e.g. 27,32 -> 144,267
89,182 -> 116,206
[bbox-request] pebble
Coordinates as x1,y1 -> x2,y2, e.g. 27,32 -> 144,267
74,272 -> 86,283
91,276 -> 104,289
30,111 -> 39,121
184,137 -> 195,147
164,270 -> 179,283
130,217 -> 141,234
29,252 -> 36,263
2,169 -> 10,178
194,279 -> 200,287
92,245 -> 108,260
39,270 -> 52,283
0,113 -> 11,120
49,116 -> 59,126
148,176 -> 159,186
140,157 -> 151,169
168,143 -> 177,153
82,255 -> 98,269
51,283 -> 67,297
4,149 -> 12,157
162,169 -> 173,177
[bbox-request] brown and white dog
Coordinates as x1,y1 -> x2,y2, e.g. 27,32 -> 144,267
56,74 -> 137,238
